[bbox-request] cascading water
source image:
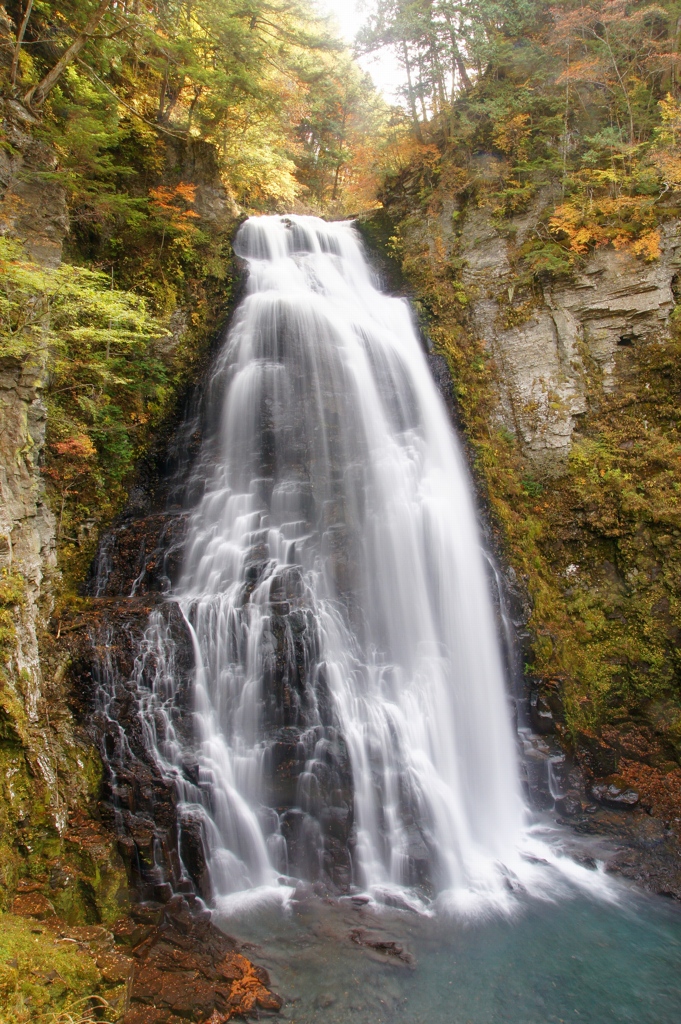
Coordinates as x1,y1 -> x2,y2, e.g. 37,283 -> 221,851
85,213 -> 681,1024
134,212 -> 530,913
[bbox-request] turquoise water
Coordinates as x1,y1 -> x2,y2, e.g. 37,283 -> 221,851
216,883 -> 681,1024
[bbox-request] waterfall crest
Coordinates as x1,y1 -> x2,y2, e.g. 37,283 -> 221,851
150,214 -> 527,909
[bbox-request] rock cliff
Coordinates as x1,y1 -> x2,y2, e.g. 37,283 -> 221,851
368,183 -> 681,898
415,196 -> 680,474
0,121 -> 65,870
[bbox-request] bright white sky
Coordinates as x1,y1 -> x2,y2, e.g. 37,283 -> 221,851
316,0 -> 405,102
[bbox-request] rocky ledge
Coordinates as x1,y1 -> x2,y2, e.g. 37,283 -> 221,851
8,891 -> 282,1023
523,719 -> 681,900
119,894 -> 282,1024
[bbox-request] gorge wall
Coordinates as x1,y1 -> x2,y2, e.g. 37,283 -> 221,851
0,124 -> 93,892
0,112 -> 290,1022
0,116 -> 239,879
457,202 -> 679,475
368,175 -> 681,890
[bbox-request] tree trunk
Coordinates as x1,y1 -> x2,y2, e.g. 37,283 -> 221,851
401,41 -> 423,142
23,0 -> 112,108
10,0 -> 33,89
673,15 -> 681,94
332,161 -> 343,201
454,52 -> 472,92
158,60 -> 169,122
416,53 -> 429,122
443,13 -> 472,92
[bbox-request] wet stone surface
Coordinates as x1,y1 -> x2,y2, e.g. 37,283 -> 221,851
591,781 -> 640,810
120,895 -> 282,1023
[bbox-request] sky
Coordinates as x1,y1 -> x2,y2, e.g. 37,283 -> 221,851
316,0 -> 405,102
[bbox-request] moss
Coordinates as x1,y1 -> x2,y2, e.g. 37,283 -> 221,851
0,569 -> 26,675
370,187 -> 681,762
1,617 -> 127,923
47,224 -> 239,602
0,913 -> 111,1024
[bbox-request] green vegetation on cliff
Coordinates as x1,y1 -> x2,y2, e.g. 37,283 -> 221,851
0,0 -> 409,590
0,0 -> 395,954
0,236 -> 168,580
364,0 -> 681,808
362,0 -> 681,260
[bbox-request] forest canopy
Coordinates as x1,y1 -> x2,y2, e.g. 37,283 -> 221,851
359,0 -> 681,263
0,0 -> 397,212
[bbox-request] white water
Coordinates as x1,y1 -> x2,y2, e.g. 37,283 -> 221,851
144,214 -> 604,913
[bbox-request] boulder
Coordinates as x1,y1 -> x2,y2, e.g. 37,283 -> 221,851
591,781 -> 639,810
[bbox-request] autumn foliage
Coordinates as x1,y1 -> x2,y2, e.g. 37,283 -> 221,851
372,0 -> 681,270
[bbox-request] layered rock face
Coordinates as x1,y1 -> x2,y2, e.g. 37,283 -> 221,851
444,199 -> 679,474
0,120 -> 69,268
373,188 -> 681,898
0,123 -> 64,851
0,117 -> 140,941
0,350 -> 56,722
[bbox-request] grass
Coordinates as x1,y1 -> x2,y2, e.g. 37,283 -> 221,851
0,913 -> 115,1024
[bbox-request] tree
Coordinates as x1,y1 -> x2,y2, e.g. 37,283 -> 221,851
551,0 -> 679,148
2,0 -> 386,210
22,0 -> 112,109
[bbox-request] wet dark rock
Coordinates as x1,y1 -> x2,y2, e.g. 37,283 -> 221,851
153,883 -> 173,904
64,591 -> 199,900
568,805 -> 681,899
321,804 -> 352,843
349,928 -> 415,967
90,512 -> 189,598
180,757 -> 201,785
427,353 -> 456,407
179,811 -> 212,901
571,853 -> 598,870
113,917 -> 154,948
120,896 -> 282,1023
130,903 -> 169,926
399,824 -> 434,890
530,685 -> 564,734
576,733 -> 619,778
591,781 -> 640,810
522,751 -> 555,812
555,792 -> 583,817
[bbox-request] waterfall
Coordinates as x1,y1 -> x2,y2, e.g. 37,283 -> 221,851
138,214 -> 529,911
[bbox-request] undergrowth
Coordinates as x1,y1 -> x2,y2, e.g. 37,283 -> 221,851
0,914 -> 112,1024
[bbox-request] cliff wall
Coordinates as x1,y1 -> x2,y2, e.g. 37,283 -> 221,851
370,181 -> 681,892
0,120 -> 130,921
0,113 -> 238,923
436,197 -> 680,475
